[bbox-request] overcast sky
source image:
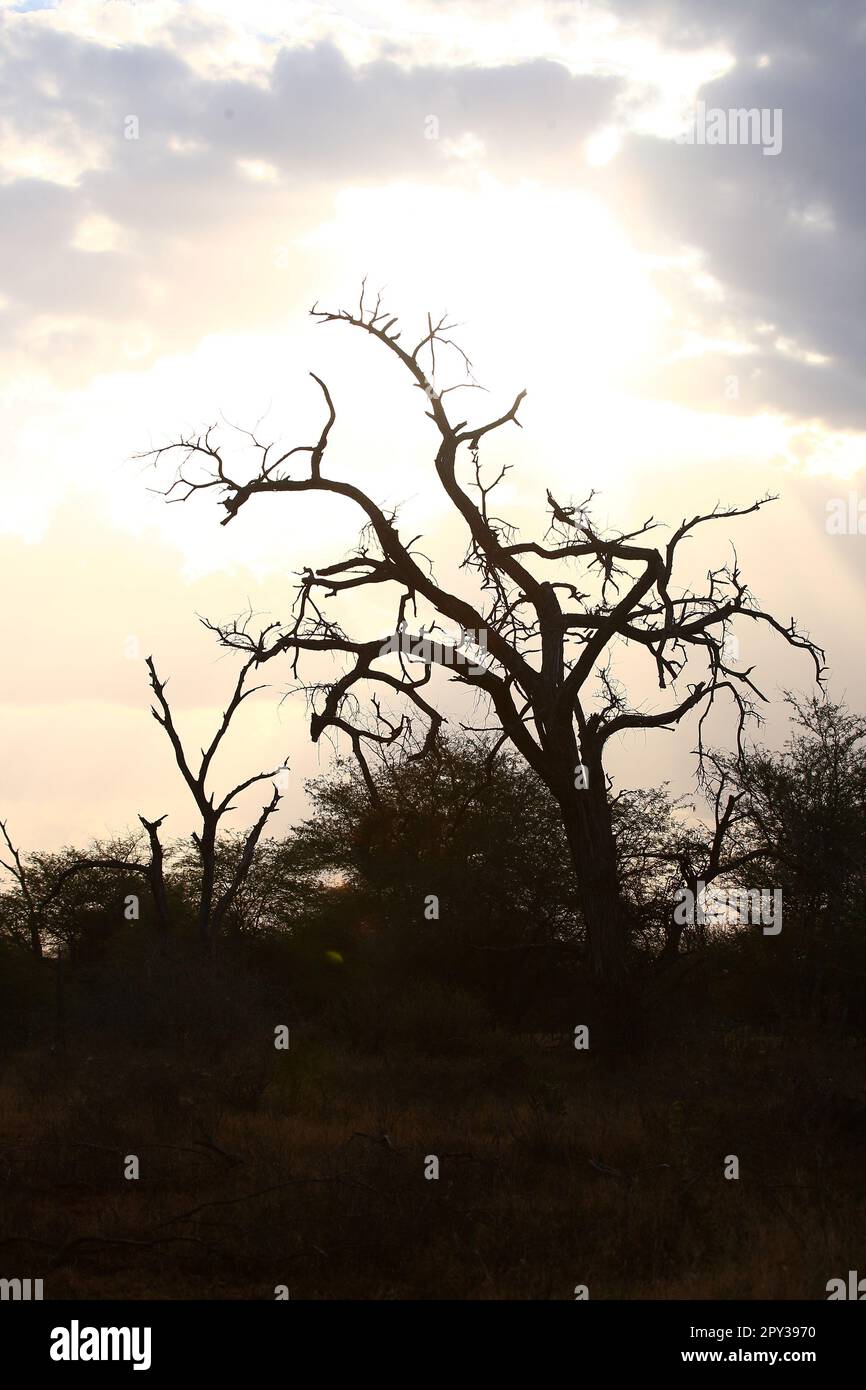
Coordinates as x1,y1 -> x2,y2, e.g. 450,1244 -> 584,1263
2,0 -> 865,848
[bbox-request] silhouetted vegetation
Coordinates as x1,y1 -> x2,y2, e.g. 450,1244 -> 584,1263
1,700 -> 865,1298
144,292 -> 824,981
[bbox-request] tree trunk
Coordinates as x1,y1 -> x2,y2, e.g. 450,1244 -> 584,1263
139,815 -> 170,938
559,767 -> 628,981
198,821 -> 217,950
29,915 -> 44,959
658,870 -> 697,966
54,956 -> 66,1052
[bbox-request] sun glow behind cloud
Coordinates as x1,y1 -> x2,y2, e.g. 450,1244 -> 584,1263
304,178 -> 667,390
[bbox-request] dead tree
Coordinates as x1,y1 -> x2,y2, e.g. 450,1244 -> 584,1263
145,648 -> 287,949
144,287 -> 825,981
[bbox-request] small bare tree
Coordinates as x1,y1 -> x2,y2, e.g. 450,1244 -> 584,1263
145,288 -> 824,980
145,646 -> 288,949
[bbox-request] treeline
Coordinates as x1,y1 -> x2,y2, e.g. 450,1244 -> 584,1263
1,694 -> 865,1047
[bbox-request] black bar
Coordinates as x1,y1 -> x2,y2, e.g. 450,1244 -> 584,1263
2,1298 -> 859,1375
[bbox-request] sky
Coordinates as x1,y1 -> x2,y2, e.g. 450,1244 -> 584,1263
1,0 -> 865,849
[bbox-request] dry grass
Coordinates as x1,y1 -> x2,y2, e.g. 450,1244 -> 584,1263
1,1019 -> 865,1300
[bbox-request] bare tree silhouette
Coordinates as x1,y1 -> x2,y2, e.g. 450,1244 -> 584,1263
145,650 -> 287,949
145,288 -> 824,980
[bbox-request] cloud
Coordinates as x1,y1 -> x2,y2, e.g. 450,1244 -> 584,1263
0,18 -> 621,382
4,0 -> 865,433
604,0 -> 866,428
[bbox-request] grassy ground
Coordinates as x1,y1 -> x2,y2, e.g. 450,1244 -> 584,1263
2,1010 -> 865,1299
